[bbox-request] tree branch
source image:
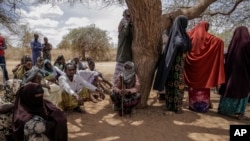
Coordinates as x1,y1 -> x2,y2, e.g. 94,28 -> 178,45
162,0 -> 217,29
206,0 -> 244,16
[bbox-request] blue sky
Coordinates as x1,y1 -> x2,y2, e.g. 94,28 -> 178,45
19,1 -> 126,48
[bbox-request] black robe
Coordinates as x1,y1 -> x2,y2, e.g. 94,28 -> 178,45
153,15 -> 191,91
12,83 -> 68,141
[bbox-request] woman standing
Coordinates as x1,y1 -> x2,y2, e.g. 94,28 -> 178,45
184,21 -> 225,113
154,15 -> 192,114
218,26 -> 250,119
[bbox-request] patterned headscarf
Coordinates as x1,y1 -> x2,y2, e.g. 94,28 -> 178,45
122,61 -> 135,84
22,69 -> 44,84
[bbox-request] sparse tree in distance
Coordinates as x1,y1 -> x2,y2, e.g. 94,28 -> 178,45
57,24 -> 111,61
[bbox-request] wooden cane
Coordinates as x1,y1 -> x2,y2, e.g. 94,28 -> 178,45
119,74 -> 124,116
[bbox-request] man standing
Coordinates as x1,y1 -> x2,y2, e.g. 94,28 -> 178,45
113,9 -> 133,84
42,37 -> 52,61
30,33 -> 42,65
0,35 -> 9,82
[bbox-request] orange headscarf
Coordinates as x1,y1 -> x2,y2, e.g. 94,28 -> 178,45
184,21 -> 225,88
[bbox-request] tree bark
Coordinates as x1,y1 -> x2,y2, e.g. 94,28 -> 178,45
126,0 -> 162,108
126,0 -> 218,108
162,0 -> 217,29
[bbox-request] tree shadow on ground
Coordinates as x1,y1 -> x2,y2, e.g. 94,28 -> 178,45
66,91 -> 250,141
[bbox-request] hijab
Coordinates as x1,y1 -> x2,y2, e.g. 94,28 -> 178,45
15,56 -> 33,79
184,21 -> 225,88
187,21 -> 209,54
54,55 -> 65,71
44,59 -> 53,72
20,83 -> 45,114
12,83 -> 68,140
13,83 -> 46,136
22,68 -> 44,84
219,26 -> 250,98
118,9 -> 131,33
225,26 -> 250,72
153,15 -> 191,91
123,61 -> 135,84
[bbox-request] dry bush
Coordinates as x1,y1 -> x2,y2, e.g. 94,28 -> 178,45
5,47 -> 116,62
107,48 -> 116,62
50,48 -> 74,62
5,47 -> 30,61
5,47 -> 73,62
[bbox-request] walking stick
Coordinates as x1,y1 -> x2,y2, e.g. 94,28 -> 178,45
119,74 -> 124,116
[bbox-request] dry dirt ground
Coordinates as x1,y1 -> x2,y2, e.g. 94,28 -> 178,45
2,60 -> 250,141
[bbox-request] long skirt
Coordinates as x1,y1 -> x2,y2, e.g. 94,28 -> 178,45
165,53 -> 185,112
218,96 -> 249,115
188,87 -> 210,113
59,88 -> 89,110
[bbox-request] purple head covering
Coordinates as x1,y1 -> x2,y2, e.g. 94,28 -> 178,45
220,26 -> 250,98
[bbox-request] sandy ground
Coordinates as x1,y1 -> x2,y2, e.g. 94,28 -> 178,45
1,60 -> 250,141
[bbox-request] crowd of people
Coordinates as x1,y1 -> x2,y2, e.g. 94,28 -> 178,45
0,9 -> 249,141
0,33 -> 113,140
154,15 -> 250,120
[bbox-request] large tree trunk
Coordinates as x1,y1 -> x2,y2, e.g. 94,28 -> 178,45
126,0 -> 218,108
126,0 -> 162,108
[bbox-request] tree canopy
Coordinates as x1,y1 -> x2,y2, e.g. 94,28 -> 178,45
0,0 -> 24,33
57,24 -> 112,61
1,0 -> 249,34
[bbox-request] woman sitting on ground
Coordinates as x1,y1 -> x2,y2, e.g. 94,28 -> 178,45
13,55 -> 33,79
22,68 -> 62,107
54,55 -> 66,71
43,59 -> 65,84
33,56 -> 44,70
110,61 -> 141,116
12,83 -> 68,141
